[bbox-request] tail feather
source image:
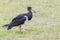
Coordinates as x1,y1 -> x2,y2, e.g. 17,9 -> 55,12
7,27 -> 11,30
7,25 -> 13,30
3,24 -> 13,30
3,24 -> 9,27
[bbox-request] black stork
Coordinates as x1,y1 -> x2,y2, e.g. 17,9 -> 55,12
6,6 -> 36,31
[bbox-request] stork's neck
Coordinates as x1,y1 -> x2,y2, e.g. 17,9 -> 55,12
27,10 -> 33,20
28,10 -> 32,15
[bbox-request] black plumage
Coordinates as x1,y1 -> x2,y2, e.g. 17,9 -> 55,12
7,7 -> 34,30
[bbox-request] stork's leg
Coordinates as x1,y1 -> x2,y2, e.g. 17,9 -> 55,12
19,25 -> 21,31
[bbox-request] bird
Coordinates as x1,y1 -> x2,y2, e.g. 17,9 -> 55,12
3,6 -> 36,31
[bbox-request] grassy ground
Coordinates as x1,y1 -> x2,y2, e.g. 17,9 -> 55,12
0,0 -> 60,40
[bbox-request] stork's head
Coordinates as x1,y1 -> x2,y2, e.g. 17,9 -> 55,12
27,7 -> 32,11
27,6 -> 36,13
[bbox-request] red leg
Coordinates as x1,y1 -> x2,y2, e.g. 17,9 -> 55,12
19,25 -> 21,31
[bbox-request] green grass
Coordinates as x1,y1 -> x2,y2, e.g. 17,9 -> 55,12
0,0 -> 60,40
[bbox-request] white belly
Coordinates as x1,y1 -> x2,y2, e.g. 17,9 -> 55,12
24,16 -> 29,24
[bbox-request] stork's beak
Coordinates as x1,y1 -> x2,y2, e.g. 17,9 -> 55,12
32,10 -> 36,13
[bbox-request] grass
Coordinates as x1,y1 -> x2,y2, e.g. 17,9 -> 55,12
0,0 -> 60,40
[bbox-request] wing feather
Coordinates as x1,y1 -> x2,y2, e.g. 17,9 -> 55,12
9,16 -> 26,26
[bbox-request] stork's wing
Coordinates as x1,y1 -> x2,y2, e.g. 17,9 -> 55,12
9,16 -> 26,26
12,14 -> 26,21
7,16 -> 26,30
